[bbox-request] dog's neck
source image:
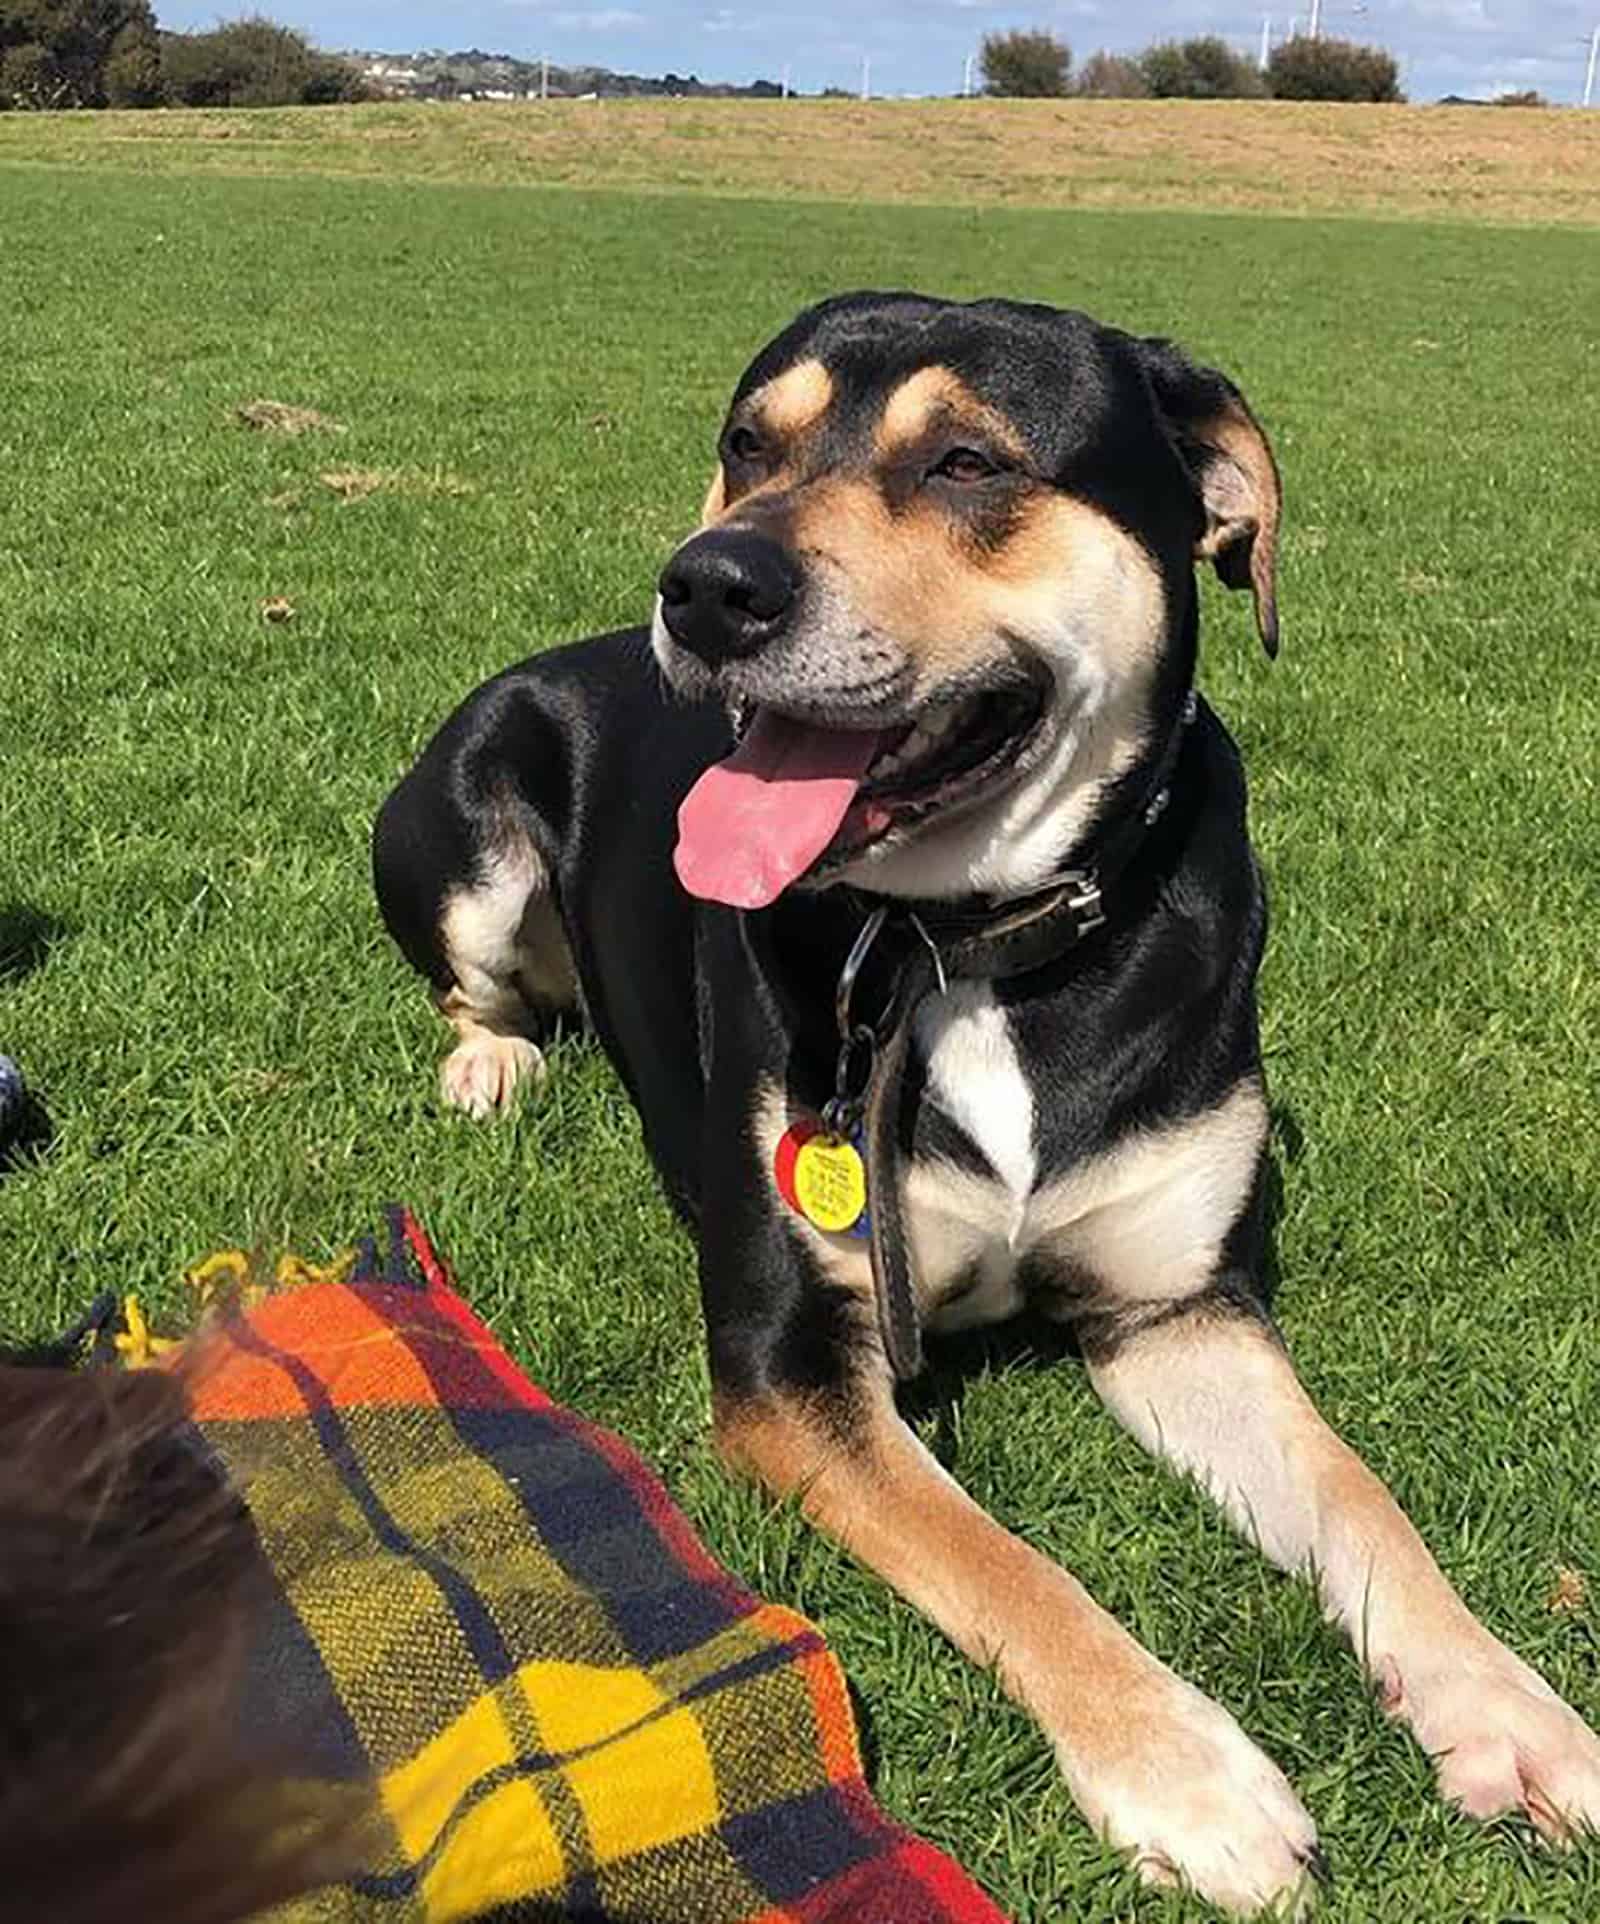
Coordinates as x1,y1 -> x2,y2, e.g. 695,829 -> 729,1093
830,662 -> 1170,905
805,691 -> 1196,1383
839,686 -> 1196,945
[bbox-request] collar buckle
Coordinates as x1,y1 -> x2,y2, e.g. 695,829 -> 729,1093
1063,870 -> 1105,939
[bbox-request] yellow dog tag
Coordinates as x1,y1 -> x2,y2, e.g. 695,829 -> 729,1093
792,1134 -> 868,1234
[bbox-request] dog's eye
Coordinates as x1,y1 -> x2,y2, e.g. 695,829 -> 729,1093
724,425 -> 765,465
929,447 -> 998,485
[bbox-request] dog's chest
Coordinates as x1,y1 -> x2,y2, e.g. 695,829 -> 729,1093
905,983 -> 1046,1329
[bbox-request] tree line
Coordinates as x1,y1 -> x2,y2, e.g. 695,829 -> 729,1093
982,27 -> 1404,103
0,2 -> 367,108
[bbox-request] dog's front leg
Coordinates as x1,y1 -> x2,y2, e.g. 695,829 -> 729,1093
1090,1302 -> 1600,1839
714,1363 -> 1320,1916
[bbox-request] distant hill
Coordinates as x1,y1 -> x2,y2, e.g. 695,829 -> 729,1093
344,49 -> 787,101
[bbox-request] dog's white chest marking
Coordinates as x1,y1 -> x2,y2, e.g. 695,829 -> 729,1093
909,984 -> 1037,1329
902,987 -> 1268,1330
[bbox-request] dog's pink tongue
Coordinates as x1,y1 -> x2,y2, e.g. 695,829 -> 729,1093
675,709 -> 882,909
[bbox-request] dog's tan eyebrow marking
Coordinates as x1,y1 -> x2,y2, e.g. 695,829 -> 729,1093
748,357 -> 834,437
699,468 -> 727,526
876,366 -> 1026,461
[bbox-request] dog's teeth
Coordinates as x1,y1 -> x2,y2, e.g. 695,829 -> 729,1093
870,698 -> 979,782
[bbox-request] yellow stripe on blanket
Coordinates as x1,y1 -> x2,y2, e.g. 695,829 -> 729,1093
380,1657 -> 719,1919
382,1689 -> 562,1919
524,1659 -> 719,1863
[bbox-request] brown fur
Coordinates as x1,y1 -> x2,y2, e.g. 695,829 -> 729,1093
1186,399 -> 1281,652
874,366 -> 1027,465
748,356 -> 834,438
0,1362 -> 368,1924
712,1373 -> 1291,1874
699,468 -> 728,526
776,481 -> 1166,691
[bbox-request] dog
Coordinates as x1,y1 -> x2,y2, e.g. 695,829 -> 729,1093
372,292 -> 1600,1914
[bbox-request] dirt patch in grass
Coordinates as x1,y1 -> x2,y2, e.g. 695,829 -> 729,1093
234,399 -> 346,435
318,466 -> 476,502
8,99 -> 1600,228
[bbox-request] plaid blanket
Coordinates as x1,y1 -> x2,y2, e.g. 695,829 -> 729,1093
157,1208 -> 1010,1924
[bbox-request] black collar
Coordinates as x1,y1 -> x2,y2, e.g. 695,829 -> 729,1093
827,691 -> 1197,1382
841,688 -> 1196,991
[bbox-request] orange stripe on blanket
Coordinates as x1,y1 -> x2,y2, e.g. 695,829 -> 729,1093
185,1286 -> 437,1419
789,1622 -> 864,1786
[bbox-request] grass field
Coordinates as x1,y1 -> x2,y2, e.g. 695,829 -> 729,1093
2,137 -> 1599,1922
3,96 -> 1600,226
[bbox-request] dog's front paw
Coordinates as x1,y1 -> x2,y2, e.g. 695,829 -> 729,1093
440,1033 -> 544,1119
1385,1639 -> 1600,1841
1068,1676 -> 1321,1917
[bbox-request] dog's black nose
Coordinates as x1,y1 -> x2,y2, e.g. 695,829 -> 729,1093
657,529 -> 800,666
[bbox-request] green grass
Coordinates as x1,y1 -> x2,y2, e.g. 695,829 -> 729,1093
2,166 -> 1598,1922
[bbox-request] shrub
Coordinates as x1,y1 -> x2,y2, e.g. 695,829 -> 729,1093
1075,50 -> 1149,98
102,16 -> 161,103
0,40 -> 63,106
1495,89 -> 1547,107
1141,36 -> 1264,100
1266,34 -> 1403,103
160,16 -> 367,107
981,28 -> 1071,98
302,48 -> 370,102
164,16 -> 307,105
0,0 -> 158,107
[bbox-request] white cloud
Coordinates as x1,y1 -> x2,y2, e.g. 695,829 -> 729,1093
551,7 -> 645,26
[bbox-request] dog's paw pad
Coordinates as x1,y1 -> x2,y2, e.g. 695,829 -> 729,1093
440,1034 -> 544,1119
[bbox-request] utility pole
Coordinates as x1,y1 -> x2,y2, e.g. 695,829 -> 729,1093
1308,0 -> 1321,39
1585,24 -> 1599,107
963,50 -> 975,96
861,53 -> 871,100
781,60 -> 790,98
1259,13 -> 1271,67
540,53 -> 548,99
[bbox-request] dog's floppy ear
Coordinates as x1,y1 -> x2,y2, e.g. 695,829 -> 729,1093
1138,338 -> 1282,658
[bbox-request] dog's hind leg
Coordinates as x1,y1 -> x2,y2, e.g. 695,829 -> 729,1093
373,765 -> 577,1120
432,832 -> 577,1120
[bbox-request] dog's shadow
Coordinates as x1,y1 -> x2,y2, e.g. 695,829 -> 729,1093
0,902 -> 68,987
0,903 -> 66,1179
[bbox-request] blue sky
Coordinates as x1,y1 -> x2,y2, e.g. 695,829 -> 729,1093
154,0 -> 1598,106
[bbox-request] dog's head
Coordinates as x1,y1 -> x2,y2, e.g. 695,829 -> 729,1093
654,293 -> 1280,909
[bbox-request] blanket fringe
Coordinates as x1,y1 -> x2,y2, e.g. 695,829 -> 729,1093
113,1247 -> 358,1366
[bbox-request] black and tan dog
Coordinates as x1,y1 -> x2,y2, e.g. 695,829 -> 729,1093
373,293 -> 1600,1914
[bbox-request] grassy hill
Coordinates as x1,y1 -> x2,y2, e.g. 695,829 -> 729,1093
2,96 -> 1598,226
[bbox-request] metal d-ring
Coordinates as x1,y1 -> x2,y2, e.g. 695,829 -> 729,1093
821,1023 -> 878,1140
904,911 -> 949,998
834,904 -> 889,1045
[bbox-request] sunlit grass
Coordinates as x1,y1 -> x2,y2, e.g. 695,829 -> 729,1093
1,166 -> 1597,1919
